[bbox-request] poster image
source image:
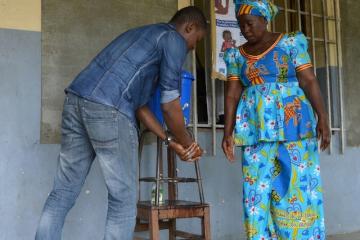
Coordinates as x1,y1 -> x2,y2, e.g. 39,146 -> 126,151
212,0 -> 247,80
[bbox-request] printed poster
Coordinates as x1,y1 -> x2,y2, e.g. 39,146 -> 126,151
212,0 -> 247,80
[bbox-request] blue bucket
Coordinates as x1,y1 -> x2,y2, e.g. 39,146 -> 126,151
147,71 -> 194,126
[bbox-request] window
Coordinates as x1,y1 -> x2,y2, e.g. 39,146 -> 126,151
271,0 -> 344,153
191,0 -> 344,154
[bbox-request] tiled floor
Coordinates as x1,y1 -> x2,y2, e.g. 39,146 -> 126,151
328,231 -> 360,240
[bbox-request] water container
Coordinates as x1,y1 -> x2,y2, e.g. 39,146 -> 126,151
147,71 -> 194,126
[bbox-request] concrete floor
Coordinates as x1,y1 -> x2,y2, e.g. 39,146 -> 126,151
135,232 -> 360,240
328,231 -> 360,240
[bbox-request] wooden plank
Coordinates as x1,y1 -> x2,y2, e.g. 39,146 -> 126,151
149,209 -> 160,240
158,208 -> 205,219
137,208 -> 151,220
175,230 -> 203,239
169,219 -> 176,240
202,207 -> 211,240
135,220 -> 170,232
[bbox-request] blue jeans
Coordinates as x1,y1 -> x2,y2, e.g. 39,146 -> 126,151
35,93 -> 138,240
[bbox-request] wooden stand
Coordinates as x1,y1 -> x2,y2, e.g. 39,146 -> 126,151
135,131 -> 211,240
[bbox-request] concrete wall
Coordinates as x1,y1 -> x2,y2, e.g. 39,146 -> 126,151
1,0 -> 360,239
41,0 -> 178,143
341,0 -> 360,147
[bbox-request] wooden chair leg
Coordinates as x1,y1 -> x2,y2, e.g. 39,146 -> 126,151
202,207 -> 211,240
149,209 -> 160,240
169,219 -> 176,240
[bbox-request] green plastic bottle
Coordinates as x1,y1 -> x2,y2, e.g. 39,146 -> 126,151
151,182 -> 164,205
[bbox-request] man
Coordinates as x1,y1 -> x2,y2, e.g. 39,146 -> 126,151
35,6 -> 206,240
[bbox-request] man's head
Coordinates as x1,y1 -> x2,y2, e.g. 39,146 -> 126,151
169,6 -> 207,50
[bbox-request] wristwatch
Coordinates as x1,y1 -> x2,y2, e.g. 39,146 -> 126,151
163,131 -> 173,146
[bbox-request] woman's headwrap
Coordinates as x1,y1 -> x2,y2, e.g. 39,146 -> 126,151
234,0 -> 278,22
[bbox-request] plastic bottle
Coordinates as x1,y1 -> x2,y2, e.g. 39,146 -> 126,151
151,182 -> 164,205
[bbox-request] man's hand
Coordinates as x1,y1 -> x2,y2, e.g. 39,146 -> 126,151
222,135 -> 235,162
135,105 -> 204,159
169,141 -> 203,162
184,142 -> 204,162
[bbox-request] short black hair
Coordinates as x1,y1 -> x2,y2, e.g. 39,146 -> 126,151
223,30 -> 232,37
169,6 -> 207,30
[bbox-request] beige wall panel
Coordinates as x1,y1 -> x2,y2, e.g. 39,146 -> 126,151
178,0 -> 191,9
0,0 -> 41,31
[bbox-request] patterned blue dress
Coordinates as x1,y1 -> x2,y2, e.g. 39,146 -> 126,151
224,32 -> 326,240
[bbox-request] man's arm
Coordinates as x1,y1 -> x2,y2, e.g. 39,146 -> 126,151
157,31 -> 203,159
157,31 -> 194,148
136,105 -> 167,140
161,98 -> 193,147
136,105 -> 200,161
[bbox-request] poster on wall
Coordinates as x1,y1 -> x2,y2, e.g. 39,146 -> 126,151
211,0 -> 247,80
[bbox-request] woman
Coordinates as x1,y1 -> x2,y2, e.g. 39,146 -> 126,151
222,0 -> 330,239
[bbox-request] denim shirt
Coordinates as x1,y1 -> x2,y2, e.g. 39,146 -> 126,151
66,23 -> 187,124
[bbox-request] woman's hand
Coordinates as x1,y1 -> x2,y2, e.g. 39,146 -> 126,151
297,68 -> 331,151
222,135 -> 235,162
222,81 -> 242,163
317,115 -> 331,151
169,141 -> 203,162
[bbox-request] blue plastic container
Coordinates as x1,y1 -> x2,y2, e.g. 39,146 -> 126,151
147,71 -> 194,126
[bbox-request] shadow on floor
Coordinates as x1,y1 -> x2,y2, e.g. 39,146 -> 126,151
328,231 -> 360,240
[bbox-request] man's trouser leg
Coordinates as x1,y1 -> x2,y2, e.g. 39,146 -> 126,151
36,93 -> 138,240
82,99 -> 138,240
35,94 -> 95,240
